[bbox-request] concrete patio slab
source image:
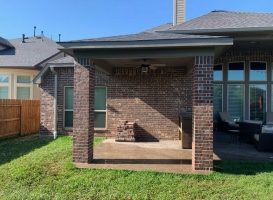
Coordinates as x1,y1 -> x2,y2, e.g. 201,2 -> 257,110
75,131 -> 273,174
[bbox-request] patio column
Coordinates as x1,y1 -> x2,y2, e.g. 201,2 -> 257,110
192,56 -> 214,171
73,58 -> 95,163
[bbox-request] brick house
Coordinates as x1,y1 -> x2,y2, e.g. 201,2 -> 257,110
34,6 -> 273,172
0,34 -> 65,100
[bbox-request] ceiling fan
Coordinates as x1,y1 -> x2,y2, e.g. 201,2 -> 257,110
124,59 -> 166,73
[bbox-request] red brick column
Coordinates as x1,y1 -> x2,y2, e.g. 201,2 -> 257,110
192,56 -> 214,171
73,58 -> 95,163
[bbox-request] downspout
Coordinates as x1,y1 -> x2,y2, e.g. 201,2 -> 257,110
50,66 -> 58,139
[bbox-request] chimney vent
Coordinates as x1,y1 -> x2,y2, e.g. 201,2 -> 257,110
34,26 -> 36,37
41,31 -> 44,41
22,34 -> 25,43
173,0 -> 186,26
59,34 -> 61,42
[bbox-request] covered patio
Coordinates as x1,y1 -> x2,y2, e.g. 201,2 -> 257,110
59,35 -> 232,172
75,131 -> 273,174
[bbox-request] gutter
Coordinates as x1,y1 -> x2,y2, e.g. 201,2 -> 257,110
50,67 -> 58,139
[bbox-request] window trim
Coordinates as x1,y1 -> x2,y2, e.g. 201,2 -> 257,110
250,61 -> 267,81
63,86 -> 74,128
227,61 -> 245,81
0,73 -> 11,99
14,74 -> 32,99
94,86 -> 107,130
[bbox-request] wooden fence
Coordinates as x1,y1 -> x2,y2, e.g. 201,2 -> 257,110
0,99 -> 40,139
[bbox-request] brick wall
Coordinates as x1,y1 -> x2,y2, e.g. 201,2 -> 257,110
192,56 -> 214,171
40,67 -> 193,140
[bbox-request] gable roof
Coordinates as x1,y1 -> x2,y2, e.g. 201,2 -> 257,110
0,37 -> 14,48
0,36 -> 61,68
33,55 -> 74,84
161,11 -> 273,36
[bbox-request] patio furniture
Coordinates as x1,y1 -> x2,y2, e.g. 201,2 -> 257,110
266,112 -> 273,125
236,120 -> 262,143
217,112 -> 240,132
179,113 -> 192,149
228,129 -> 241,145
254,126 -> 273,152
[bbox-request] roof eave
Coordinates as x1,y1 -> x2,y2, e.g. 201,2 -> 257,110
57,37 -> 233,56
33,62 -> 74,84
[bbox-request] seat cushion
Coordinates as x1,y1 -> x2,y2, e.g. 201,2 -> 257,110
254,134 -> 259,141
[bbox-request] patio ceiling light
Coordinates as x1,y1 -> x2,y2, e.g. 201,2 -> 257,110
141,64 -> 149,73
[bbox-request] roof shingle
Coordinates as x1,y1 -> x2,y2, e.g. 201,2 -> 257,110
0,36 -> 60,67
166,11 -> 273,31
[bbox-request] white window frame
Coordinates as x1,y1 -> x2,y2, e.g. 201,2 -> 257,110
14,74 -> 33,99
94,86 -> 107,130
0,73 -> 11,99
64,86 -> 74,128
250,61 -> 267,81
228,61 -> 245,81
227,84 -> 245,121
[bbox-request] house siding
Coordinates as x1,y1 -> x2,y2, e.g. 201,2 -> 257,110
40,67 -> 192,140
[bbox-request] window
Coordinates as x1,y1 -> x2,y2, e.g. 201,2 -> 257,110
250,62 -> 266,81
0,74 -> 10,99
95,87 -> 107,128
228,85 -> 244,121
213,85 -> 223,122
15,75 -> 31,99
64,87 -> 74,127
214,64 -> 223,81
228,62 -> 244,81
63,86 -> 107,128
250,85 -> 266,121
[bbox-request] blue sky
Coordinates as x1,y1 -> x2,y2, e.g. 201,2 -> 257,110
0,0 -> 272,41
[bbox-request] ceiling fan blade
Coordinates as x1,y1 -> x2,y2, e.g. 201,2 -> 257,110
149,66 -> 157,70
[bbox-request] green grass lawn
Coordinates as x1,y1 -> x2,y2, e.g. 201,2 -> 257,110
0,135 -> 273,200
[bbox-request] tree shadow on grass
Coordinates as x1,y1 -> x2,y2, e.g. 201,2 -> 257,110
0,134 -> 52,166
213,160 -> 273,175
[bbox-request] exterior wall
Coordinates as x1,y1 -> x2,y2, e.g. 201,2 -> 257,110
39,67 -> 193,140
192,56 -> 214,171
0,68 -> 40,100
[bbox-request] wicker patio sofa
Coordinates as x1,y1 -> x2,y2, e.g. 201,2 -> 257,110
237,120 -> 262,143
254,132 -> 273,152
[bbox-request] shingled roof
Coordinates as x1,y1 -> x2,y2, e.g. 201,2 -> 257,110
64,23 -> 220,43
0,36 -> 14,48
166,11 -> 273,31
0,36 -> 60,68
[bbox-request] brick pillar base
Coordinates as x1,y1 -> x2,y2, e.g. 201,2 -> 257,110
73,58 -> 94,163
192,56 -> 214,171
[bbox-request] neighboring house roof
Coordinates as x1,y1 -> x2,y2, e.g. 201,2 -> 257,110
160,11 -> 273,36
0,37 -> 14,48
0,35 -> 61,68
33,55 -> 74,84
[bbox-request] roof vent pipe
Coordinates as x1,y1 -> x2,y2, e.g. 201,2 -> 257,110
22,34 -> 25,43
173,0 -> 186,26
34,26 -> 36,37
41,31 -> 44,41
58,34 -> 61,42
